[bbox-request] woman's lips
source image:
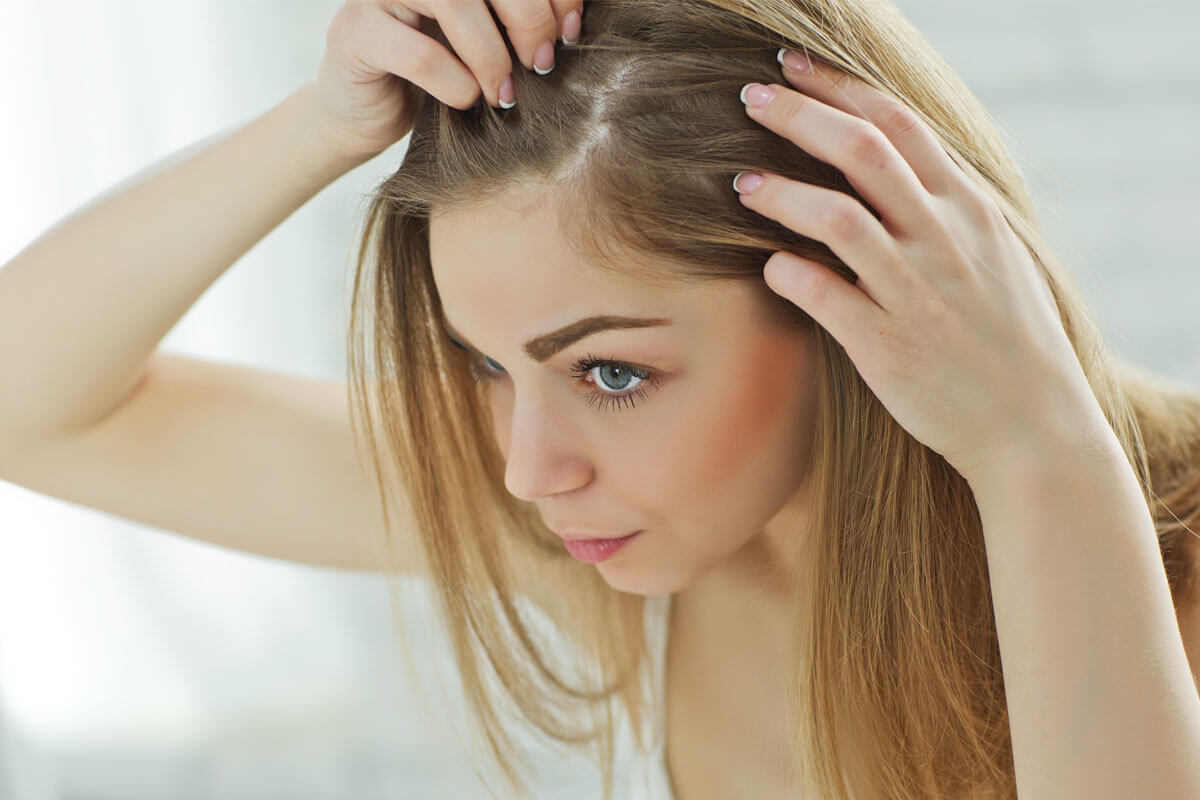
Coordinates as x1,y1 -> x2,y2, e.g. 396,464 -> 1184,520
561,531 -> 643,563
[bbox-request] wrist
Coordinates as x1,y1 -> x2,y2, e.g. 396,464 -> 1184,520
288,82 -> 383,179
961,409 -> 1126,496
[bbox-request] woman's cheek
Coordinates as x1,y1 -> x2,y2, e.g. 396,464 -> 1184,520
681,338 -> 810,495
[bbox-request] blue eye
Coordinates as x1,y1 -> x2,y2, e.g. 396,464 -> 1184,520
568,354 -> 658,412
448,336 -> 660,414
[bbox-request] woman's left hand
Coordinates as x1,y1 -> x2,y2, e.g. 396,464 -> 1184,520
734,51 -> 1109,483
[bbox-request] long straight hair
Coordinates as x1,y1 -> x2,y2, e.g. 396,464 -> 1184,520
345,2 -> 1200,797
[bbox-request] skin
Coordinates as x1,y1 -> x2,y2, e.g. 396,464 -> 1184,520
429,190 -> 820,605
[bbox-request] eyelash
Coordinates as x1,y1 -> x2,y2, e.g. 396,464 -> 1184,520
448,339 -> 661,413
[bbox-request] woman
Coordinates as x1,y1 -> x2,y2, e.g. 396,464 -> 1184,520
1,1 -> 1197,798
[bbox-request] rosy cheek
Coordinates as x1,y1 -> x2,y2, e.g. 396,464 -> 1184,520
683,336 -> 809,493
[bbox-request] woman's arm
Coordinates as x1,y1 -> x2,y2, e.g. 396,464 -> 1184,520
736,50 -> 1200,799
967,424 -> 1200,800
0,82 -> 370,446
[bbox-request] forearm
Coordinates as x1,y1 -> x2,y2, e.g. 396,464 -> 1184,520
967,424 -> 1200,799
0,81 -> 371,443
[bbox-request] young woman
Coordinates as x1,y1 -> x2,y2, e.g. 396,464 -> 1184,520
1,1 -> 1198,798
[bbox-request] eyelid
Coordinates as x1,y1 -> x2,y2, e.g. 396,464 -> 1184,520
448,336 -> 508,376
448,335 -> 482,358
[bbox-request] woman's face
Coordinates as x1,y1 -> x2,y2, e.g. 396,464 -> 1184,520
430,191 -> 820,597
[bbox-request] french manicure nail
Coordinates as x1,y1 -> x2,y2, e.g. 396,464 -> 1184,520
777,48 -> 812,74
499,73 -> 516,108
740,83 -> 777,108
733,172 -> 766,194
534,41 -> 555,74
561,8 -> 581,45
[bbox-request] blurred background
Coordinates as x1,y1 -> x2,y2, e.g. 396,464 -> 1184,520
0,0 -> 1196,797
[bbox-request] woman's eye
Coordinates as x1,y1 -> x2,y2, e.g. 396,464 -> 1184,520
449,336 -> 505,377
570,355 -> 661,413
449,335 -> 659,413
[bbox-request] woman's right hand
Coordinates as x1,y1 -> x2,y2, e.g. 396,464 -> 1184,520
312,0 -> 583,161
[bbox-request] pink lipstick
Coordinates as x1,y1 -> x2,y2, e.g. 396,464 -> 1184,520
562,531 -> 643,563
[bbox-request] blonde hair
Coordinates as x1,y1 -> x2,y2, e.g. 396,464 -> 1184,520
345,1 -> 1200,797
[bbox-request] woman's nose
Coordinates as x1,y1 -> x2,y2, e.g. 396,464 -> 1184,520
501,402 -> 592,502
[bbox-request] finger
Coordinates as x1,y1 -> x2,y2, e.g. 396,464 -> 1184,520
554,1 -> 583,44
741,82 -> 936,239
763,249 -> 889,357
406,0 -> 516,108
776,49 -> 971,199
735,172 -> 907,312
368,4 -> 482,109
490,0 -> 563,74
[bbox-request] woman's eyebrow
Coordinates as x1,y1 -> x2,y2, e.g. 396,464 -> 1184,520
443,315 -> 674,363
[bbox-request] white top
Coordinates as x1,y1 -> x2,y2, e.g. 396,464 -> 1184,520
621,593 -> 675,800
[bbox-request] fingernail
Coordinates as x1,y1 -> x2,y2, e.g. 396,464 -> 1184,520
534,41 -> 555,74
739,83 -> 777,108
733,172 -> 765,194
777,48 -> 812,75
561,8 -> 581,45
499,73 -> 516,108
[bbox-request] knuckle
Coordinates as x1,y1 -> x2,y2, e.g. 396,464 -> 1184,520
804,270 -> 830,304
843,123 -> 889,165
407,39 -> 441,78
963,184 -> 1005,230
515,2 -> 557,35
820,196 -> 866,240
877,101 -> 920,138
480,49 -> 515,79
776,93 -> 808,129
823,69 -> 853,96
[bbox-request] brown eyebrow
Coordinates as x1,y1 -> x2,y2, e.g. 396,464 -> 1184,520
443,315 -> 674,363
